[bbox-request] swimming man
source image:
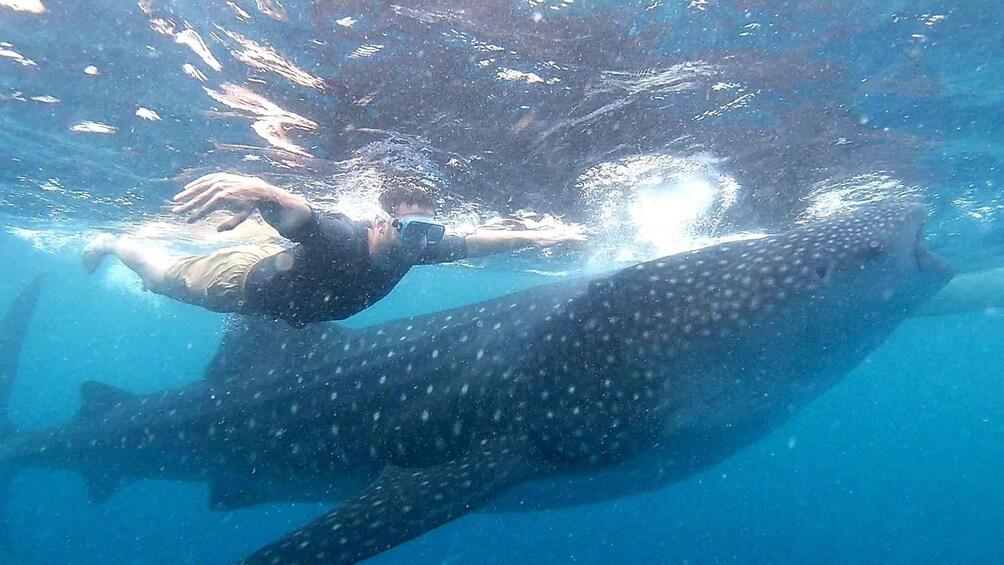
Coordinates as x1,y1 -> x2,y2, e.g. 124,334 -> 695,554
82,173 -> 585,326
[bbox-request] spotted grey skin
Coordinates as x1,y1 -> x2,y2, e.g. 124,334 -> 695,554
0,204 -> 951,564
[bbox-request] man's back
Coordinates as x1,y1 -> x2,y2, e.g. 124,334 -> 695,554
244,212 -> 467,326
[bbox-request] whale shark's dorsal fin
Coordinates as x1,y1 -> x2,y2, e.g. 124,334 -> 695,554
205,316 -> 355,387
241,434 -> 540,564
78,381 -> 134,420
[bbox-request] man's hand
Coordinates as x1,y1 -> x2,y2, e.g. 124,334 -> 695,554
172,173 -> 281,231
172,173 -> 312,235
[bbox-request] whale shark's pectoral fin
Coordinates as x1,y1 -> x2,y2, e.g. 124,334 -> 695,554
240,435 -> 538,565
83,470 -> 126,504
210,477 -> 271,511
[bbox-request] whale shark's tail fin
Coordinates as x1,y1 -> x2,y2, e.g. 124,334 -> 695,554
0,274 -> 46,552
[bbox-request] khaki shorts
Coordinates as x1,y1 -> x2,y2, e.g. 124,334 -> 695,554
154,244 -> 285,313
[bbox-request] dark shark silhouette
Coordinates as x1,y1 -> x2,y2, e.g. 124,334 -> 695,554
0,205 -> 951,563
0,274 -> 45,550
0,275 -> 44,435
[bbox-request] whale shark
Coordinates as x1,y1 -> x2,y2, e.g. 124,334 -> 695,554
0,275 -> 45,434
0,274 -> 45,548
0,204 -> 951,563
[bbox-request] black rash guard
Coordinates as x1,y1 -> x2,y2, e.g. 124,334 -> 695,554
243,210 -> 467,326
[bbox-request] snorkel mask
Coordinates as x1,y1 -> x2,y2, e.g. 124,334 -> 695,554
392,216 -> 446,248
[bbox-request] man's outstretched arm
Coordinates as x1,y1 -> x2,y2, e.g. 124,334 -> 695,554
462,225 -> 588,258
172,173 -> 313,237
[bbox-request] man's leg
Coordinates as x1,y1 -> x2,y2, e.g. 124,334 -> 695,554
82,233 -> 176,289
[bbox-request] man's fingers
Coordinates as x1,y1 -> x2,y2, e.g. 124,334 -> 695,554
175,172 -> 245,201
172,183 -> 208,203
564,225 -> 589,241
173,185 -> 224,214
174,173 -> 224,202
217,209 -> 253,232
185,192 -> 230,223
173,180 -> 221,204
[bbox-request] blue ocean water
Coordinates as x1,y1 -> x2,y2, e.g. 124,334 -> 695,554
1,1 -> 1002,563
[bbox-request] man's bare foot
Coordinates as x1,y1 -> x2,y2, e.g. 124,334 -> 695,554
81,233 -> 118,274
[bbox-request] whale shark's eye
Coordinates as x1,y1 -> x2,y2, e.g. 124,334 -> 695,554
815,266 -> 828,279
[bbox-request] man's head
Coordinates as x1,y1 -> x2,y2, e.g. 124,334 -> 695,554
370,179 -> 445,264
378,180 -> 436,216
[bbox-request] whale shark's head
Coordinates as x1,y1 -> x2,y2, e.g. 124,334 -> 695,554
607,202 -> 953,354
796,203 -> 953,324
822,201 -> 951,285
528,202 -> 952,465
764,202 -> 953,318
